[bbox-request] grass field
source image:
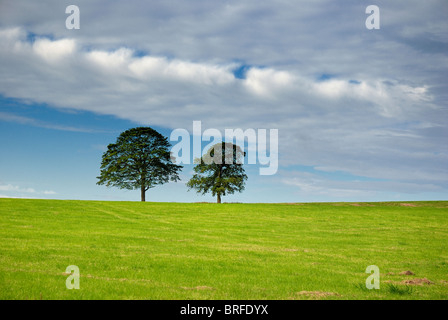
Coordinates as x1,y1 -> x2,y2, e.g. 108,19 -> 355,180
0,198 -> 447,300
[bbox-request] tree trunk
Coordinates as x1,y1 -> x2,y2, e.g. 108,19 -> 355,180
217,165 -> 222,204
141,185 -> 146,202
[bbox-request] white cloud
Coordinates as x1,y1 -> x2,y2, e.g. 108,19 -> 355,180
87,48 -> 134,72
0,194 -> 25,199
128,55 -> 235,85
0,184 -> 36,193
33,38 -> 76,62
0,111 -> 102,133
313,79 -> 350,98
0,27 -> 22,41
281,170 -> 443,200
244,68 -> 295,97
0,184 -> 56,197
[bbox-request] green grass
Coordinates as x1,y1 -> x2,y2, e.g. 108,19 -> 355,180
0,199 -> 447,300
386,284 -> 414,295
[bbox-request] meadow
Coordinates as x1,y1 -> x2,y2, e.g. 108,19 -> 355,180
0,198 -> 447,300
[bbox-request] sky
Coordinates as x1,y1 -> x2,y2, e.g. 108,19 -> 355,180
0,0 -> 447,203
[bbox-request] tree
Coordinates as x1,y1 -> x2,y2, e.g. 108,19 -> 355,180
97,127 -> 182,202
186,142 -> 248,203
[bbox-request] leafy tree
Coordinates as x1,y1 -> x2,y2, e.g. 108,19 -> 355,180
187,142 -> 247,203
97,127 -> 182,202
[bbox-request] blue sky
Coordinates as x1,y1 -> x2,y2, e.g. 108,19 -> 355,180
0,0 -> 447,202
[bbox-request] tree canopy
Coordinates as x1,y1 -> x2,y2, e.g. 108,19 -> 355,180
97,127 -> 182,201
186,142 -> 247,203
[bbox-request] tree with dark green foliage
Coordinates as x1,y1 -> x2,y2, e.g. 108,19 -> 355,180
97,127 -> 182,202
186,142 -> 248,203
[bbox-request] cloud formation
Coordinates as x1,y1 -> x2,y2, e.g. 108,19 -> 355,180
0,183 -> 56,197
0,0 -> 447,198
